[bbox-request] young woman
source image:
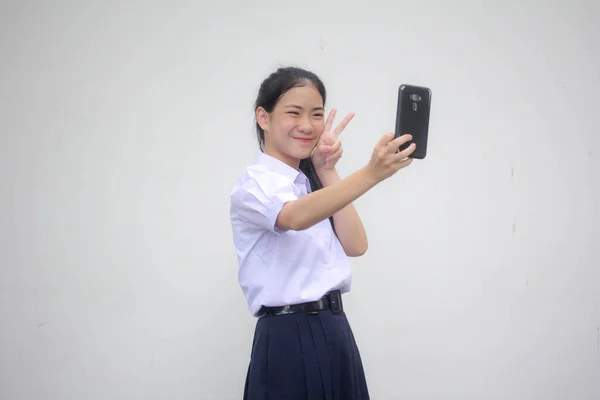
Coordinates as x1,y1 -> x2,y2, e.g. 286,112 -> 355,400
229,67 -> 415,399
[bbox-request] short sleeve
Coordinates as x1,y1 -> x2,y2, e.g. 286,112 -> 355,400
230,166 -> 301,232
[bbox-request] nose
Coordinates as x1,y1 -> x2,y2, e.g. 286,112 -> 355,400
297,119 -> 313,135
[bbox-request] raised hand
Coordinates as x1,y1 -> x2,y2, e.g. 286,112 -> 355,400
365,132 -> 416,183
311,108 -> 355,170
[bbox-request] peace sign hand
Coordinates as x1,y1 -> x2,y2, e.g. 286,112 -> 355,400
311,108 -> 355,170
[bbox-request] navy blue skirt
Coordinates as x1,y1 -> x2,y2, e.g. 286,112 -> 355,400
243,309 -> 370,400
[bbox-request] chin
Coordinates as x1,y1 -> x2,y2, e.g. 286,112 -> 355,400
294,149 -> 313,161
286,145 -> 312,161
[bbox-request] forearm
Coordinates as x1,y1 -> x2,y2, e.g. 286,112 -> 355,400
316,168 -> 369,256
276,167 -> 377,232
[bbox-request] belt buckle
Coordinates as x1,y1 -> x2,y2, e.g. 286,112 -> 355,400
329,291 -> 343,314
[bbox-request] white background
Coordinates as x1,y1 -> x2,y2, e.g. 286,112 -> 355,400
1,1 -> 599,399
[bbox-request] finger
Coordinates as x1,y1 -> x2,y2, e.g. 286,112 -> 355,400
320,132 -> 336,146
325,148 -> 343,164
388,134 -> 413,151
394,142 -> 416,160
324,108 -> 337,133
327,144 -> 343,160
333,112 -> 355,136
394,157 -> 414,170
328,139 -> 342,153
318,143 -> 332,153
376,132 -> 395,149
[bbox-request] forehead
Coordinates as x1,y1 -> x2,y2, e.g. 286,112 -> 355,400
278,85 -> 323,107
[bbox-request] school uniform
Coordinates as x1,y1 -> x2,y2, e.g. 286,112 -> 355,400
229,152 -> 370,400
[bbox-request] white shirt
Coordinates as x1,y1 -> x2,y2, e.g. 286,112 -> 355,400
229,152 -> 352,316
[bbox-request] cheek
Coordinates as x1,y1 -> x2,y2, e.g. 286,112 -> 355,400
281,120 -> 297,135
270,119 -> 292,137
312,121 -> 325,135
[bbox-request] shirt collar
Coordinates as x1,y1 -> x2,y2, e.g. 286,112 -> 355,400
254,152 -> 310,190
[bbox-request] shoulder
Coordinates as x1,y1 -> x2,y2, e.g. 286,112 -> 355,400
230,164 -> 301,208
229,153 -> 310,231
229,162 -> 302,231
233,164 -> 299,197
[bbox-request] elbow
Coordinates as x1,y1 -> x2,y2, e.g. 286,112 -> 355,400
345,241 -> 368,257
289,218 -> 313,231
351,247 -> 368,257
276,210 -> 312,231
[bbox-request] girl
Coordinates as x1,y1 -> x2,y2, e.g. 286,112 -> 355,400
229,67 -> 415,399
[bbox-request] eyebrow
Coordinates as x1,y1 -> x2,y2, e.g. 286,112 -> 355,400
285,104 -> 325,111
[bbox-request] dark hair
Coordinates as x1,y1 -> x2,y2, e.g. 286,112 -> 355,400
254,66 -> 336,234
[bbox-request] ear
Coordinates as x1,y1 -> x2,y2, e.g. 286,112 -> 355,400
256,107 -> 270,133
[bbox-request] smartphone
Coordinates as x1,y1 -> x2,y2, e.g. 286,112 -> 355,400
394,84 -> 432,159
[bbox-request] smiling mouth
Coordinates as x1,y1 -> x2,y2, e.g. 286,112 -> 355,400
295,138 -> 314,143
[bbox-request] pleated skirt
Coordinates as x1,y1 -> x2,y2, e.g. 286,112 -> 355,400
243,309 -> 370,400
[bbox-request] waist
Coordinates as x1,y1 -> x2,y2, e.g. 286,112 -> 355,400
257,290 -> 344,318
242,264 -> 352,316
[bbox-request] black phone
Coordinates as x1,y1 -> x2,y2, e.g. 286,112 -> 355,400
394,84 -> 432,159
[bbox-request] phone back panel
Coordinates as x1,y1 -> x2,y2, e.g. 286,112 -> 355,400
394,84 -> 432,159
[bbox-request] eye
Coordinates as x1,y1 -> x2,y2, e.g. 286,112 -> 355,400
287,111 -> 299,115
313,113 -> 324,118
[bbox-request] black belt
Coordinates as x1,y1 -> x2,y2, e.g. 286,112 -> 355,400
257,290 -> 343,318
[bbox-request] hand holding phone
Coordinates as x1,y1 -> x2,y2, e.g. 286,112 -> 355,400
394,84 -> 432,159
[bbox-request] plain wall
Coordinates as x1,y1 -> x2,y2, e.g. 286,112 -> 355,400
1,1 -> 599,399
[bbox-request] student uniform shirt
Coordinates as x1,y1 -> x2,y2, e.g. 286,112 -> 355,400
229,152 -> 352,316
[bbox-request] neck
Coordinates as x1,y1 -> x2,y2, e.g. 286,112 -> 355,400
263,146 -> 300,170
